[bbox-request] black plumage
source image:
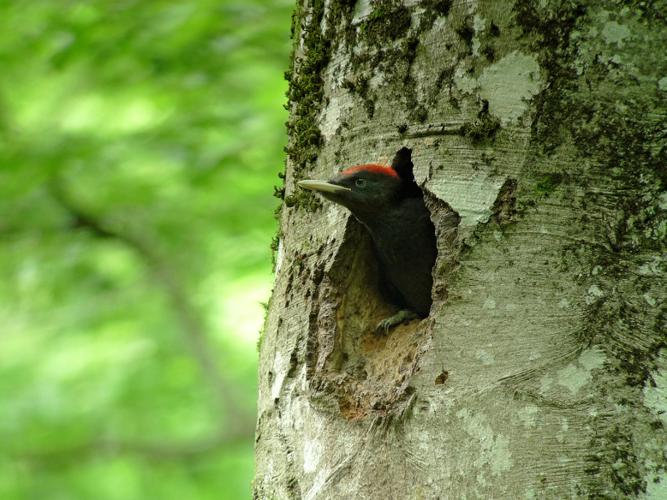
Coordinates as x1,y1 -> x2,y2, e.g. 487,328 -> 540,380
298,148 -> 437,331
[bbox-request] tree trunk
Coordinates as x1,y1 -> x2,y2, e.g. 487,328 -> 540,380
255,1 -> 667,498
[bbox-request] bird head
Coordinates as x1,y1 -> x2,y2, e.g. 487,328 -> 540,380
298,164 -> 403,215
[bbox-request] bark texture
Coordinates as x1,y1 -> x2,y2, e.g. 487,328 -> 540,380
256,0 -> 667,498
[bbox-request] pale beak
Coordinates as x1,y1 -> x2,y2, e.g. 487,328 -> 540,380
297,180 -> 351,194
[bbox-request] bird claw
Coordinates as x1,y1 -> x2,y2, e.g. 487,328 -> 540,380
374,310 -> 418,335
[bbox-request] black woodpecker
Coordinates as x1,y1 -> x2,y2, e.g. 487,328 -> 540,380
298,148 -> 437,333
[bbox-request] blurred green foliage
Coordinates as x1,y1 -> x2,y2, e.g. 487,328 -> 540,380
0,0 -> 292,498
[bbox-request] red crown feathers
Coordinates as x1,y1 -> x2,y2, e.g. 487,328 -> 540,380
340,164 -> 399,178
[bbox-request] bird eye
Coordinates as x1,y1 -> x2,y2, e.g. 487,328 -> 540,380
355,178 -> 367,188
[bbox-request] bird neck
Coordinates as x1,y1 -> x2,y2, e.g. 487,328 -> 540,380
351,205 -> 397,244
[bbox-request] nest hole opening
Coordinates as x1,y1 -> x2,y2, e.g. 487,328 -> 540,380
307,148 -> 456,421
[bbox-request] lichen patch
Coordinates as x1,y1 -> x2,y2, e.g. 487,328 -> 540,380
478,51 -> 542,125
643,349 -> 667,426
427,170 -> 507,238
555,347 -> 606,395
456,408 -> 513,481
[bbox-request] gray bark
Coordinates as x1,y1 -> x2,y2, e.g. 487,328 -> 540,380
255,0 -> 667,498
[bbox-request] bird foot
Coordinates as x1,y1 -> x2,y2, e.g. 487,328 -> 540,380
375,310 -> 419,335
